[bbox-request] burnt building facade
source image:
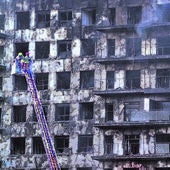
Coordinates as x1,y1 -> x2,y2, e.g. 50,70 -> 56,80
0,0 -> 170,169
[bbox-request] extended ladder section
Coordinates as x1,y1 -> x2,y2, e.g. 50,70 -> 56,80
24,70 -> 60,170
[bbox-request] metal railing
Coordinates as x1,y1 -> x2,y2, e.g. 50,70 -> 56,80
104,142 -> 170,155
125,110 -> 170,122
156,76 -> 170,88
157,45 -> 170,55
156,143 -> 170,154
95,75 -> 170,90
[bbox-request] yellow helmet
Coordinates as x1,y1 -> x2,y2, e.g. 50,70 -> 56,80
18,52 -> 23,56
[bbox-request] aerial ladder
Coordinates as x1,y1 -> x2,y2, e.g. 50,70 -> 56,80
11,53 -> 60,170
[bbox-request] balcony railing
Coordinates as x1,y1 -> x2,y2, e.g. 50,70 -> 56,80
104,142 -> 170,156
156,143 -> 170,154
95,75 -> 170,90
125,110 -> 170,122
125,78 -> 141,89
156,76 -> 170,88
157,45 -> 170,55
95,77 -> 141,90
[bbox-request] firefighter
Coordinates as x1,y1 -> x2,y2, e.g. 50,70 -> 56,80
21,52 -> 31,70
16,52 -> 24,70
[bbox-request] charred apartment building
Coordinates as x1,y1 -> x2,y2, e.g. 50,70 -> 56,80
1,0 -> 170,170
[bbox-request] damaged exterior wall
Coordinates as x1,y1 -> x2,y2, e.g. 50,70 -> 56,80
1,0 -> 170,169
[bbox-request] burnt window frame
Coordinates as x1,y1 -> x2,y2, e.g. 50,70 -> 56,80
36,10 -> 50,28
54,136 -> 69,154
13,105 -> 27,123
81,39 -> 95,56
82,8 -> 96,26
58,10 -> 72,26
156,69 -> 170,88
79,102 -> 93,120
0,46 -> 4,60
55,103 -> 70,121
157,36 -> 170,55
0,14 -> 5,30
34,0 -> 52,10
56,72 -> 70,90
150,100 -> 170,111
127,6 -> 142,25
35,73 -> 48,90
78,135 -> 93,153
16,11 -> 30,30
124,101 -> 140,121
105,103 -> 114,121
58,40 -> 72,58
11,137 -> 25,155
35,41 -> 50,59
107,39 -> 115,57
0,77 -> 2,90
108,8 -> 115,25
126,38 -> 141,57
105,135 -> 113,154
106,71 -> 115,89
14,75 -> 27,91
32,136 -> 45,154
80,71 -> 94,89
15,42 -> 29,58
126,70 -> 141,89
124,134 -> 140,155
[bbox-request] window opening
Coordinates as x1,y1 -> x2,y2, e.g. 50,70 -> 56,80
16,12 -> 29,30
56,72 -> 70,90
78,135 -> 93,152
54,136 -> 69,154
11,137 -> 25,154
55,103 -> 70,121
80,71 -> 94,89
32,137 -> 45,154
79,102 -> 93,120
124,135 -> 139,155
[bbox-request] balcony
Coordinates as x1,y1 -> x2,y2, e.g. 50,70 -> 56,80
93,140 -> 170,162
145,76 -> 170,94
94,121 -> 170,130
92,153 -> 170,162
94,78 -> 144,97
94,110 -> 170,129
94,75 -> 170,96
96,21 -> 170,34
96,36 -> 170,65
95,55 -> 170,65
95,24 -> 136,33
